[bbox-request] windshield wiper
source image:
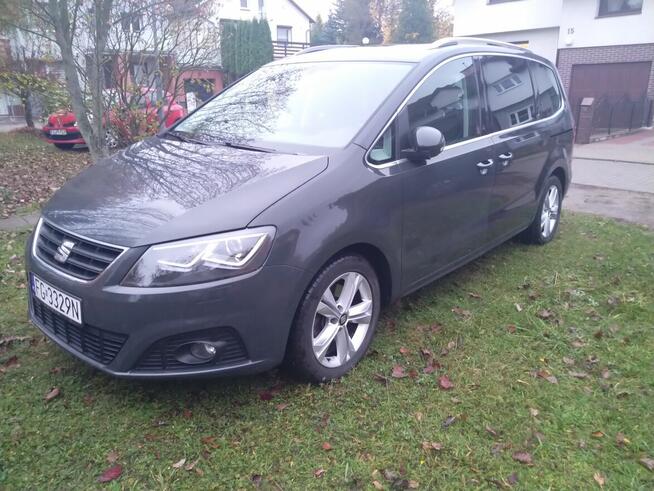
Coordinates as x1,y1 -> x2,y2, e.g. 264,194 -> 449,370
165,130 -> 207,145
220,141 -> 278,154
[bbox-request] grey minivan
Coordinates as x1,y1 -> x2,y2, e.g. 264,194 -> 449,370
26,38 -> 573,382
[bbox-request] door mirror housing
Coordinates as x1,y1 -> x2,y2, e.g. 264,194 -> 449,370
401,126 -> 446,162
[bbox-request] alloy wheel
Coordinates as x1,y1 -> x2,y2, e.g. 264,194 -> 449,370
540,184 -> 560,239
312,272 -> 373,368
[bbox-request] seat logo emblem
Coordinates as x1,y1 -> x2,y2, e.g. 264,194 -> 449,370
54,240 -> 76,263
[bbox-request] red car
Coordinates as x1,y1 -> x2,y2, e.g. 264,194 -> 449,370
42,90 -> 186,149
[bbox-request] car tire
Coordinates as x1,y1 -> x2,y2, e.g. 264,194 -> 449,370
54,143 -> 75,150
521,175 -> 563,245
285,254 -> 381,383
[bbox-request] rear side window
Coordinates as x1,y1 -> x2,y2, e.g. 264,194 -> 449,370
529,61 -> 562,119
480,55 -> 536,132
403,56 -> 482,145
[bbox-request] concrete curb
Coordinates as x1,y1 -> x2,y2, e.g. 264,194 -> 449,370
0,212 -> 39,232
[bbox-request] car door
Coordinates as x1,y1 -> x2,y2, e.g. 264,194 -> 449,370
396,56 -> 496,291
480,55 -> 561,242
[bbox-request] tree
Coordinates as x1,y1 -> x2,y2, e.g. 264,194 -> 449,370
370,0 -> 400,43
393,0 -> 434,44
220,18 -> 273,83
323,0 -> 346,44
310,14 -> 331,46
342,0 -> 381,44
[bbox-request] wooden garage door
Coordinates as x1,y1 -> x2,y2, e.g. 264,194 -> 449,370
569,62 -> 651,107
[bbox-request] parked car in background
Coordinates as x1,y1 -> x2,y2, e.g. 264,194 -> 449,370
42,89 -> 186,149
26,39 -> 573,382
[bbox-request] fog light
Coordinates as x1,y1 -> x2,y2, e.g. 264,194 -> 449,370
174,340 -> 225,365
190,342 -> 217,360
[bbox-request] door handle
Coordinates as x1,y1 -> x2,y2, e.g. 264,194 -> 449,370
498,152 -> 513,168
476,159 -> 494,175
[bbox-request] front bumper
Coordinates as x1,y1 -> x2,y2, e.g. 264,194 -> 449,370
25,230 -> 306,378
42,126 -> 86,145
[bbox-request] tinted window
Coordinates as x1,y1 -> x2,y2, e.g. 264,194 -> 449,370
404,56 -> 481,146
480,55 -> 535,132
529,61 -> 562,119
175,62 -> 412,150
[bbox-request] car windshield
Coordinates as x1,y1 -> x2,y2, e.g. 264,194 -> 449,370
173,61 -> 413,150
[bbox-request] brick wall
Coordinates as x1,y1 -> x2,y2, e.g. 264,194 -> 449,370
557,43 -> 654,100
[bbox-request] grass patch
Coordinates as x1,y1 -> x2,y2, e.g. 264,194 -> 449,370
1,214 -> 653,489
0,132 -> 90,218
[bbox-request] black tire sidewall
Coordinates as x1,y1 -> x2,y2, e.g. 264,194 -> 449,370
287,254 -> 381,382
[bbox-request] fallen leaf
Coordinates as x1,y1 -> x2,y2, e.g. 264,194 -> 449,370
601,368 -> 611,379
421,441 -> 444,451
106,450 -> 119,464
408,369 -> 419,379
639,456 -> 654,471
49,366 -> 63,374
451,307 -> 472,319
515,303 -> 523,312
563,357 -> 575,366
593,472 -> 605,487
172,458 -> 186,469
468,292 -> 481,299
314,468 -> 326,478
44,387 -> 60,403
485,425 -> 499,437
506,324 -> 517,334
569,371 -> 589,379
185,459 -> 199,471
529,407 -> 539,417
383,469 -> 400,481
83,394 -> 94,406
423,359 -> 441,374
591,431 -> 605,439
322,442 -> 332,451
182,408 -> 193,419
97,464 -> 122,483
275,403 -> 289,411
507,472 -> 518,486
373,373 -> 390,384
430,323 -> 444,334
512,451 -> 533,465
442,415 -> 457,428
0,335 -> 30,347
438,375 -> 454,390
408,480 -> 419,489
571,339 -> 586,348
391,365 -> 407,379
251,474 -> 263,486
2,355 -> 20,370
201,436 -> 219,448
414,411 -> 423,422
535,370 -> 558,384
615,433 -> 630,447
259,391 -> 273,401
372,480 -> 383,490
536,309 -> 553,320
399,347 -> 411,356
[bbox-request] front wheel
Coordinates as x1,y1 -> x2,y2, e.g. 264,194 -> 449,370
521,175 -> 563,245
285,255 -> 381,382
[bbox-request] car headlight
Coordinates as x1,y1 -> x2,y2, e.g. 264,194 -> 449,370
122,227 -> 275,287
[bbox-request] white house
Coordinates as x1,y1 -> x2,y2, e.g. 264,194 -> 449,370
452,0 -> 654,129
218,0 -> 314,56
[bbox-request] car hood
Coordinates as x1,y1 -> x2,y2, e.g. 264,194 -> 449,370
42,137 -> 328,247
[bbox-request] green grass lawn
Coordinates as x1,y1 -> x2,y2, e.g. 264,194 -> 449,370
1,214 -> 653,490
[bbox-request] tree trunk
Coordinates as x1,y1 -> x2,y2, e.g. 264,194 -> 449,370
21,89 -> 35,128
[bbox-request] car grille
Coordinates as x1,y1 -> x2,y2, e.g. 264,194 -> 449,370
35,221 -> 123,281
32,299 -> 127,365
134,328 -> 248,371
45,132 -> 81,141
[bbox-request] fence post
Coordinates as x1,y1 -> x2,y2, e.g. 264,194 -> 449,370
575,97 -> 596,144
629,102 -> 635,131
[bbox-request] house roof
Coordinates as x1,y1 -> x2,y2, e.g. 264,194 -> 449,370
287,0 -> 315,23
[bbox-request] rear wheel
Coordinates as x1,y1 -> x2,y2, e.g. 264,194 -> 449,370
521,175 -> 563,245
54,143 -> 74,150
285,255 -> 381,382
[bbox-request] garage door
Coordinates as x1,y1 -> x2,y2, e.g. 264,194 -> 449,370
569,62 -> 652,132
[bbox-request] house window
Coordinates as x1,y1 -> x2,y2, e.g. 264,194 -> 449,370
493,74 -> 523,94
598,0 -> 643,17
277,26 -> 292,43
509,106 -> 534,126
240,0 -> 248,9
488,0 -> 522,4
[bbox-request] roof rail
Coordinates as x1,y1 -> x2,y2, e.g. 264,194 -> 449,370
431,37 -> 532,53
294,44 -> 359,56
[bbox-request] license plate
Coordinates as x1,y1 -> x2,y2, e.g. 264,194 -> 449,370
50,129 -> 67,135
32,274 -> 82,324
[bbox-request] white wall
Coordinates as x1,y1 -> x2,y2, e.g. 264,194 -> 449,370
476,27 -> 560,64
218,0 -> 312,43
453,0 -> 562,36
558,0 -> 654,49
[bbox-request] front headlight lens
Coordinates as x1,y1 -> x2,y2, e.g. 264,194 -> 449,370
122,227 -> 275,287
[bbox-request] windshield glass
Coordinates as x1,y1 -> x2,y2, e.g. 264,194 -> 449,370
174,61 -> 413,149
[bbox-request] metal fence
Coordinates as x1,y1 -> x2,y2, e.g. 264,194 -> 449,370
575,95 -> 654,138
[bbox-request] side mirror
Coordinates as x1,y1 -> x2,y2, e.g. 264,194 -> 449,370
401,126 -> 446,163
